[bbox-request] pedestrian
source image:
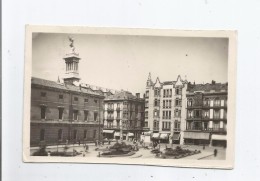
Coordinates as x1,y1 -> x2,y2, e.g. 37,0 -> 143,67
214,149 -> 218,157
78,139 -> 81,146
85,145 -> 89,152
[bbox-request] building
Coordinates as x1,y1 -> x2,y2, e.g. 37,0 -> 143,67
144,73 -> 188,144
184,81 -> 228,147
30,38 -> 110,146
103,91 -> 145,141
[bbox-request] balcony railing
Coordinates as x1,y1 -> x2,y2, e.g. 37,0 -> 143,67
107,116 -> 114,120
103,125 -> 120,129
185,128 -> 227,133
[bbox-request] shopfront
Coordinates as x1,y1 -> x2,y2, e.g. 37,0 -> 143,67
183,132 -> 210,145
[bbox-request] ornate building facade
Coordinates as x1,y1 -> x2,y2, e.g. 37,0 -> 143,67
144,73 -> 188,144
184,81 -> 228,147
103,91 -> 145,141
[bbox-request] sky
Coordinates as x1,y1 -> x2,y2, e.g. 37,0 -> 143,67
32,33 -> 228,95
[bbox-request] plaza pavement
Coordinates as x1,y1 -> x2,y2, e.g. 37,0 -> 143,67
30,141 -> 226,160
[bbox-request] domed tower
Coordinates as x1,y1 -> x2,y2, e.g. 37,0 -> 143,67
63,37 -> 81,85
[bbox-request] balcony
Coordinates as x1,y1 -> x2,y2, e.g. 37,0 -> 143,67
107,107 -> 114,112
103,125 -> 120,129
107,116 -> 114,121
173,128 -> 181,132
162,128 -> 170,131
153,127 -> 159,131
185,128 -> 227,134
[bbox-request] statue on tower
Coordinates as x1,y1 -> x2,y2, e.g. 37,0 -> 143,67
68,36 -> 75,53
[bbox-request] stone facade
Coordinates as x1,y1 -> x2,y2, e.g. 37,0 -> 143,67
144,73 -> 188,144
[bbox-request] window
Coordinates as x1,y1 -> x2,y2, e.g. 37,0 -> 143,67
163,100 -> 165,108
74,97 -> 78,101
84,98 -> 88,103
73,130 -> 77,140
213,122 -> 220,130
169,111 -> 171,118
59,94 -> 63,99
162,121 -> 171,130
58,108 -> 64,120
58,129 -> 63,140
41,106 -> 46,119
169,100 -> 172,108
93,130 -> 96,138
73,110 -> 78,121
175,109 -> 180,117
94,112 -> 98,121
166,90 -> 169,97
175,99 -> 181,106
154,99 -> 158,106
166,111 -> 168,119
169,89 -> 172,97
203,122 -> 208,130
84,110 -> 89,121
145,101 -> 148,108
163,90 -> 166,97
203,98 -> 210,106
94,99 -> 98,104
214,110 -> 220,119
194,110 -> 202,118
188,110 -> 192,118
145,91 -> 149,98
163,111 -> 165,118
187,99 -> 193,107
41,92 -> 46,97
204,110 -> 209,118
174,121 -> 180,131
214,98 -> 220,106
144,122 -> 148,127
40,129 -> 45,141
145,111 -> 148,118
84,130 -> 87,139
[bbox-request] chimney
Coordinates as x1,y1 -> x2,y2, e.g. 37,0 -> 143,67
212,80 -> 216,84
136,93 -> 140,98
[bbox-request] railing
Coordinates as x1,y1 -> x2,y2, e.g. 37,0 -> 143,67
162,128 -> 170,131
103,125 -> 120,129
173,128 -> 181,131
107,116 -> 114,120
153,127 -> 159,131
185,128 -> 227,133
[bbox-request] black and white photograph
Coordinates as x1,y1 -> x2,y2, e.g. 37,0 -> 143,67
23,26 -> 236,168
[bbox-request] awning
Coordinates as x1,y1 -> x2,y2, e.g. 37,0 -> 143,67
172,133 -> 180,140
183,132 -> 210,140
102,130 -> 115,134
211,134 -> 226,140
128,133 -> 134,137
114,132 -> 120,137
160,133 -> 169,139
152,133 -> 160,138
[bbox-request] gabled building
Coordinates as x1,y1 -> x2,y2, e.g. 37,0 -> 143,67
184,81 -> 228,147
144,73 -> 188,144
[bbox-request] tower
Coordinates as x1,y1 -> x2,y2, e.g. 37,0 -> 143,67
63,37 -> 81,85
146,72 -> 153,88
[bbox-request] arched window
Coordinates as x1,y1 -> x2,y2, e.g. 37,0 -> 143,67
187,99 -> 193,107
175,98 -> 181,106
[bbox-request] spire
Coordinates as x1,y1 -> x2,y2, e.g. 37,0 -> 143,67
146,72 -> 153,88
57,76 -> 60,83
